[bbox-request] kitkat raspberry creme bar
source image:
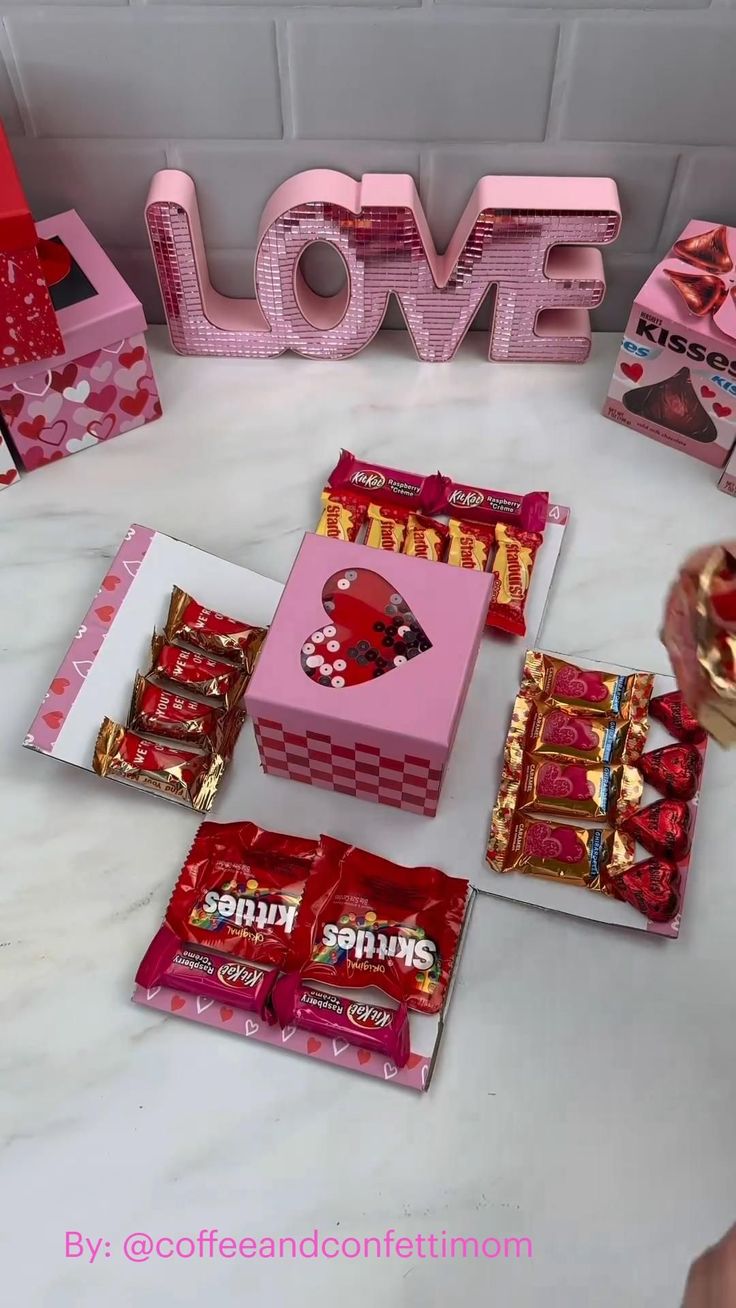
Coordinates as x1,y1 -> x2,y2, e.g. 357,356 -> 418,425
326,448 -> 445,514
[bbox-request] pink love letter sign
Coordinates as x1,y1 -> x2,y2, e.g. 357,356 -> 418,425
146,169 -> 620,364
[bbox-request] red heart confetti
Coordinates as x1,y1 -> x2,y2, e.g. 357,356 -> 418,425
357,1048 -> 371,1065
0,469 -> 18,486
623,797 -> 692,861
608,857 -> 680,923
170,995 -> 186,1012
701,385 -> 716,399
50,678 -> 69,695
307,1037 -> 322,1055
650,691 -> 706,744
714,402 -> 732,418
119,345 -> 145,370
639,743 -> 703,801
219,1006 -> 234,1023
301,568 -> 431,689
621,361 -> 643,383
95,605 -> 114,623
42,710 -> 63,730
101,575 -> 121,592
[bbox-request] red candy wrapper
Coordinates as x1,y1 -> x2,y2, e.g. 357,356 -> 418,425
165,820 -> 319,968
136,924 -> 277,1019
316,491 -> 368,542
164,586 -> 267,672
446,518 -> 494,571
402,512 -> 449,562
365,502 -> 409,551
622,798 -> 692,861
436,478 -> 549,533
149,634 -> 248,707
639,743 -> 703,801
128,672 -> 239,749
650,690 -> 707,745
271,973 -> 410,1067
605,857 -> 681,923
486,524 -> 542,637
327,448 -> 445,514
289,836 -> 468,1016
92,719 -> 229,812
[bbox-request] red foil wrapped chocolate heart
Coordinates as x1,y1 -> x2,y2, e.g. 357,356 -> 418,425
623,797 -> 692,861
649,690 -> 706,745
608,857 -> 680,923
639,743 -> 703,801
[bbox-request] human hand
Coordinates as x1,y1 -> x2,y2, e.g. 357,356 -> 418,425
682,1223 -> 736,1306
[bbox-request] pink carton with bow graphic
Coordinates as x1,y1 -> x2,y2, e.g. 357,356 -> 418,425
604,220 -> 736,468
0,209 -> 160,478
246,533 -> 493,817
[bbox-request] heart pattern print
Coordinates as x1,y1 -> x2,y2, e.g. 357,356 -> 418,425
301,568 -> 431,689
0,332 -> 161,473
133,983 -> 432,1093
0,427 -> 19,490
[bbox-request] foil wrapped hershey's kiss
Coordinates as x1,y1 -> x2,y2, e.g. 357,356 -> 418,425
673,225 -> 733,274
623,367 -> 717,443
664,269 -> 727,318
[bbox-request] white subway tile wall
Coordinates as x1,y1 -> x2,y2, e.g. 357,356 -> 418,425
3,2 -> 734,330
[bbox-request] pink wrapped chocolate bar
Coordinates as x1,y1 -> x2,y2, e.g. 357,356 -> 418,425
436,477 -> 548,533
327,448 -> 444,513
271,973 -> 410,1068
136,924 -> 277,1020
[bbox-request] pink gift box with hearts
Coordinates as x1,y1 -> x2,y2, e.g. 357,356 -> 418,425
246,533 -> 493,817
603,220 -> 736,469
0,209 -> 160,482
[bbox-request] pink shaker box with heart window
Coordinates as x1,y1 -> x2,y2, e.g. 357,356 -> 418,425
246,532 -> 493,817
0,209 -> 161,481
603,220 -> 736,469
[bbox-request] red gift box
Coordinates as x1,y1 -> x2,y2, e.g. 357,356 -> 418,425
0,122 -> 64,371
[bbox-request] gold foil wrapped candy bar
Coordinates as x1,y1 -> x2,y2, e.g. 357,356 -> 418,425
662,543 -> 736,747
521,650 -> 654,721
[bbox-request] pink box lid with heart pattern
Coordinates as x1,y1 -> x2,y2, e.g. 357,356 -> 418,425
246,533 -> 493,765
0,209 -> 146,385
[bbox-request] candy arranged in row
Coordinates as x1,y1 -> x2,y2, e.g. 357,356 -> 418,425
92,587 -> 267,812
487,652 -> 706,924
136,820 -> 469,1068
316,451 -> 550,637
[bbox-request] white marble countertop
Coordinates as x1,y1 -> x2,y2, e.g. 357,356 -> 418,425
3,328 -> 736,1308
